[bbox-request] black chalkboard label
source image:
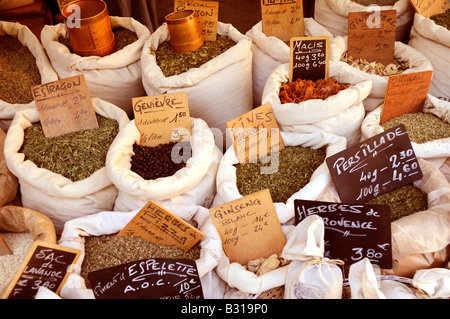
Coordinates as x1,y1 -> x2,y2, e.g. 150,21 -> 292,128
2,241 -> 81,299
294,199 -> 392,269
289,36 -> 329,82
88,258 -> 204,299
326,124 -> 423,203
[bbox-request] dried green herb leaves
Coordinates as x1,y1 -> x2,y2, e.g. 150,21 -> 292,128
154,35 -> 236,77
430,9 -> 450,30
20,115 -> 119,182
235,146 -> 326,203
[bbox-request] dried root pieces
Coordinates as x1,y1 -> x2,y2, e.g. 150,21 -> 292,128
245,254 -> 289,276
340,52 -> 409,76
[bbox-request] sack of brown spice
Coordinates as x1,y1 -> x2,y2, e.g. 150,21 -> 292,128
262,60 -> 372,147
57,204 -> 225,299
0,21 -> 58,132
106,117 -> 222,212
213,130 -> 347,225
329,36 -> 433,111
3,98 -> 130,233
409,13 -> 450,101
313,0 -> 415,42
361,94 -> 450,182
40,17 -> 151,117
0,128 -> 18,206
141,22 -> 253,148
245,18 -> 334,107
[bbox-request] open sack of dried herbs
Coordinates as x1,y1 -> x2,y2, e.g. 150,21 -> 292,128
213,130 -> 347,225
40,17 -> 151,116
106,117 -> 222,212
314,0 -> 415,42
329,36 -> 433,112
0,21 -> 58,132
245,18 -> 334,107
141,22 -> 253,148
347,258 -> 450,299
3,98 -> 130,233
0,128 -> 17,207
0,205 -> 57,297
262,61 -> 372,147
55,204 -> 224,299
361,94 -> 450,182
409,11 -> 450,101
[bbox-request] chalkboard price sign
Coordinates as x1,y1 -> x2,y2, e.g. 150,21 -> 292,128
289,36 -> 329,82
88,258 -> 203,299
2,241 -> 81,299
294,199 -> 392,269
326,124 -> 423,204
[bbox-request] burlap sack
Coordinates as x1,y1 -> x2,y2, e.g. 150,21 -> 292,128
3,98 -> 130,233
58,204 -> 224,299
0,21 -> 58,131
409,13 -> 450,101
41,17 -> 151,116
0,128 -> 17,206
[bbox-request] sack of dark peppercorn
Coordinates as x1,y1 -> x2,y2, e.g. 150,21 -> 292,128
213,130 -> 347,225
262,61 -> 372,147
409,12 -> 450,101
0,128 -> 17,206
3,98 -> 130,234
0,21 -> 58,132
40,17 -> 151,117
329,35 -> 433,111
141,22 -> 253,148
57,204 -> 225,299
361,94 -> 450,183
106,117 -> 222,212
245,18 -> 334,107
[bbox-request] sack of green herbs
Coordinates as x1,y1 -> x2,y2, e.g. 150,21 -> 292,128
0,128 -> 18,206
106,117 -> 222,212
329,36 -> 433,112
141,22 -> 253,148
57,204 -> 224,299
3,98 -> 130,233
0,21 -> 58,131
361,94 -> 450,183
213,130 -> 347,225
245,18 -> 334,107
408,12 -> 450,101
40,17 -> 151,117
262,60 -> 372,147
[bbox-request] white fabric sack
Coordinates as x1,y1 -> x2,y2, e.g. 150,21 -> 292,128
245,18 -> 334,107
58,204 -> 224,299
3,98 -> 130,233
409,13 -> 450,100
282,215 -> 344,299
329,36 -> 433,111
361,95 -> 450,181
141,22 -> 253,149
213,130 -> 347,225
107,117 -> 222,212
413,267 -> 450,298
40,17 -> 151,116
314,0 -> 415,42
0,21 -> 58,131
262,61 -> 371,147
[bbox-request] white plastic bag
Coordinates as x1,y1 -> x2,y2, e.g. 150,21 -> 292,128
58,204 -> 224,299
41,17 -> 151,116
282,215 -> 344,299
329,36 -> 433,111
314,0 -> 415,42
0,21 -> 58,131
141,22 -> 253,148
245,18 -> 334,107
3,98 -> 130,233
262,61 -> 371,146
409,13 -> 450,101
106,117 -> 222,212
213,130 -> 347,224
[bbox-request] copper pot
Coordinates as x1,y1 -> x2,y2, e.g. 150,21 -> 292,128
61,0 -> 116,57
165,10 -> 204,53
